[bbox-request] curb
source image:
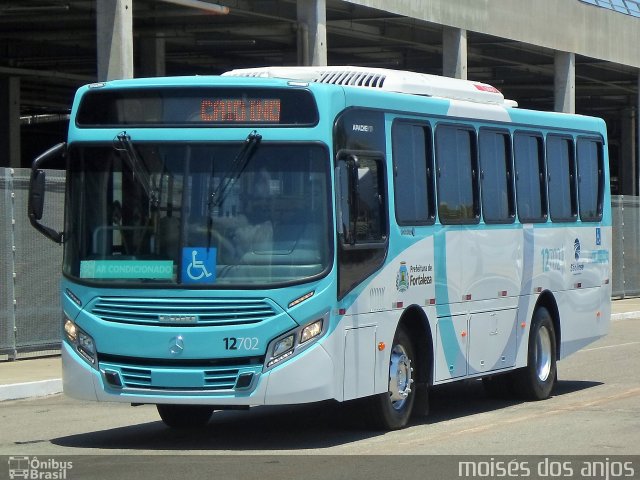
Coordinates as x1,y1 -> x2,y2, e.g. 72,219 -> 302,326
611,311 -> 640,321
0,379 -> 62,402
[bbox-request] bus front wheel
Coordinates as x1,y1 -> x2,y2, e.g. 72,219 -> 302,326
156,404 -> 214,429
513,306 -> 557,400
363,325 -> 416,430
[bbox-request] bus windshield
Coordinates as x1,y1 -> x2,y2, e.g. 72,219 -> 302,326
63,140 -> 331,287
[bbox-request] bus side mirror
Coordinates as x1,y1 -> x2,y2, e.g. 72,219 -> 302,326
28,142 -> 66,244
29,169 -> 46,221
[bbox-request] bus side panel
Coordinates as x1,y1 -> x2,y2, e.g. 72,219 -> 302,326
338,234 -> 438,397
468,308 -> 518,374
343,326 -> 376,400
433,227 -> 523,382
459,228 -> 523,305
435,315 -> 468,381
557,224 -> 612,358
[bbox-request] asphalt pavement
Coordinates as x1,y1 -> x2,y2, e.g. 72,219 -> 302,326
2,297 -> 639,402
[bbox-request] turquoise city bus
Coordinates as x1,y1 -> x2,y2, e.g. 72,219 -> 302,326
28,66 -> 611,430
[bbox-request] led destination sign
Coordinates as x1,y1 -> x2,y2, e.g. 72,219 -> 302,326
76,87 -> 317,127
200,98 -> 281,123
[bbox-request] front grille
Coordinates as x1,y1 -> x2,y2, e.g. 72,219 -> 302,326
100,359 -> 261,392
120,366 -> 152,388
90,297 -> 277,326
204,369 -> 241,389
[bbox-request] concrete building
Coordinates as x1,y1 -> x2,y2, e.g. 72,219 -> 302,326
0,0 -> 638,188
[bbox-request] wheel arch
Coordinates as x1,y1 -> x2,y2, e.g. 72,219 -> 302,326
398,305 -> 434,386
535,291 -> 561,358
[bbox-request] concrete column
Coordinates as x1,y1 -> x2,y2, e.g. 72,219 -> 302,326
637,72 -> 640,196
442,27 -> 467,80
620,107 -> 637,196
297,0 -> 327,66
0,77 -> 21,168
139,36 -> 166,78
97,0 -> 134,81
554,51 -> 575,113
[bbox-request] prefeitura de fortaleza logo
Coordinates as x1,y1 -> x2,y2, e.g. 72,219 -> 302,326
396,261 -> 409,292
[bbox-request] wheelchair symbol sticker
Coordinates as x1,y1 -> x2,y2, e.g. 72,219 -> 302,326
182,247 -> 216,284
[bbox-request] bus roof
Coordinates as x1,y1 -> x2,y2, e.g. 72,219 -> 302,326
223,66 -> 518,107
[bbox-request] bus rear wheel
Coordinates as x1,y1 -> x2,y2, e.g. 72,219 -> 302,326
513,306 -> 557,400
363,325 -> 416,430
156,404 -> 214,429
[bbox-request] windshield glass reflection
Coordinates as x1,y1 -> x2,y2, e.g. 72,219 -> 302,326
63,142 -> 331,287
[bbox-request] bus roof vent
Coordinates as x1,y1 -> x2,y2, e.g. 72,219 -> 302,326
222,66 -> 516,106
316,69 -> 387,88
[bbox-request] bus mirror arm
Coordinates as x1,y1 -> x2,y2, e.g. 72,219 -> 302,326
28,142 -> 66,244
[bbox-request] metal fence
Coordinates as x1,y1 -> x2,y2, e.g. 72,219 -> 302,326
611,195 -> 640,297
1,167 -> 65,360
0,168 -> 639,359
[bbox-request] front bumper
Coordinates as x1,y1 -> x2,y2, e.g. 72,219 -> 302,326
62,338 -> 336,405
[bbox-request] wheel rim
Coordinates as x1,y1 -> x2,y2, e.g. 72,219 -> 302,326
535,325 -> 552,382
388,343 -> 413,410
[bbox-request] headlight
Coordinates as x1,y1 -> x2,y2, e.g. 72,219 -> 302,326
272,334 -> 295,357
64,319 -> 77,342
265,314 -> 327,370
63,315 -> 97,366
78,330 -> 96,362
300,319 -> 323,344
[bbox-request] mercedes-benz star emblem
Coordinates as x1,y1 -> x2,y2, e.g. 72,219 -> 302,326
169,335 -> 185,355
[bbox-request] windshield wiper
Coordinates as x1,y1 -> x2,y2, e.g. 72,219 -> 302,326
113,131 -> 160,208
209,130 -> 262,210
206,130 -> 262,250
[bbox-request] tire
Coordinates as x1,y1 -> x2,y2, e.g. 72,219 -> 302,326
513,306 -> 557,400
362,325 -> 416,430
156,404 -> 214,429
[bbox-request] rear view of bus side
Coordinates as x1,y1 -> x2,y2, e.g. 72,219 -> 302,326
29,66 -> 611,430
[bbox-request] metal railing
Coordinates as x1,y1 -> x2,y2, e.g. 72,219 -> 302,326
611,195 -> 640,297
1,167 -> 65,360
579,0 -> 640,17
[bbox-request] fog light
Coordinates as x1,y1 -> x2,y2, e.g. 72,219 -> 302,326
300,319 -> 323,344
272,334 -> 294,357
235,372 -> 254,389
103,369 -> 123,388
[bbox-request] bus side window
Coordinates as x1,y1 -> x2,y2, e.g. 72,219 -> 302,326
514,132 -> 547,223
355,160 -> 384,241
391,121 -> 435,225
577,138 -> 604,222
547,135 -> 578,222
435,124 -> 480,224
336,151 -> 388,299
336,153 -> 386,245
479,129 -> 515,224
